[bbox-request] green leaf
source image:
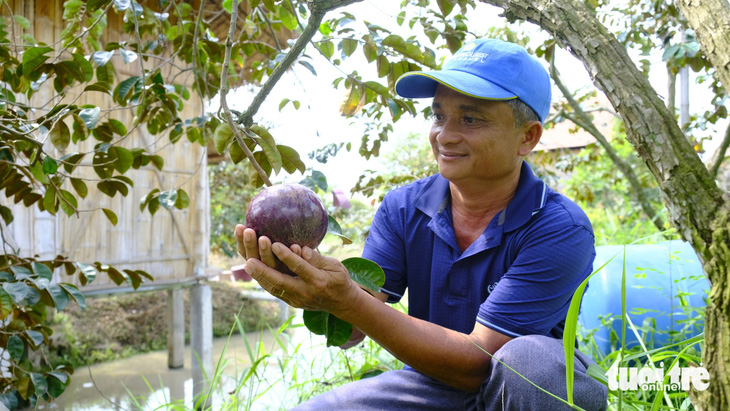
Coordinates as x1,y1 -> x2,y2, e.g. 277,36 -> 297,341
213,123 -> 234,154
0,205 -> 13,225
303,310 -> 328,335
159,190 -> 177,209
10,266 -> 32,280
92,50 -> 114,66
249,125 -> 282,174
436,0 -> 455,16
13,15 -> 31,30
150,155 -> 164,171
87,0 -> 111,12
0,392 -> 19,410
77,263 -> 98,285
4,281 -> 40,305
302,311 -> 353,347
84,82 -> 112,94
278,145 -> 306,174
327,216 -> 353,245
43,185 -> 58,215
30,161 -> 50,184
341,38 -> 358,57
30,372 -> 48,396
42,156 -> 58,175
109,119 -> 127,136
58,189 -> 77,216
342,257 -> 384,293
47,284 -> 70,310
50,120 -> 71,150
0,288 -> 13,320
22,46 -> 53,78
8,335 -> 24,360
278,5 -> 298,30
102,208 -> 118,225
46,372 -> 67,398
32,262 -> 53,281
222,0 -> 233,13
107,267 -> 125,285
59,284 -> 86,309
114,76 -> 139,105
72,53 -> 94,82
26,330 -> 45,348
111,146 -> 133,173
70,178 -> 88,198
230,140 -> 245,164
78,107 -> 101,129
317,40 -> 335,59
174,189 -> 189,209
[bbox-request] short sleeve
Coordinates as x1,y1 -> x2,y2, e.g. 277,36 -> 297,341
361,196 -> 407,303
477,224 -> 595,338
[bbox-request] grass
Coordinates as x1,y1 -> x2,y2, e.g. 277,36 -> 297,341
93,240 -> 706,411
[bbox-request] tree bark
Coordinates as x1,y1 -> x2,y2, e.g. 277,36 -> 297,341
478,0 -> 730,409
676,0 -> 730,95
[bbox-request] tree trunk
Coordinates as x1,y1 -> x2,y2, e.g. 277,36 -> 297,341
676,0 -> 730,98
478,0 -> 730,408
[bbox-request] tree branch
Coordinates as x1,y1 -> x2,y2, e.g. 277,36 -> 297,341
237,0 -> 363,127
220,0 -> 272,187
551,60 -> 667,231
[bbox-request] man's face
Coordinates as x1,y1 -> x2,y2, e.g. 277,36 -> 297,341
429,85 -> 537,187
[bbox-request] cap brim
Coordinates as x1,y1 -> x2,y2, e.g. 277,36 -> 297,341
395,70 -> 517,101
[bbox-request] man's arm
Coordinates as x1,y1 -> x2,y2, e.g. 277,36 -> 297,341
243,243 -> 513,392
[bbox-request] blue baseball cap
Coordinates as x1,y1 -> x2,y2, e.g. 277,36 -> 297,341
395,39 -> 552,123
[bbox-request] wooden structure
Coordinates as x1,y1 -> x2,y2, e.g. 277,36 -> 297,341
1,0 -> 296,406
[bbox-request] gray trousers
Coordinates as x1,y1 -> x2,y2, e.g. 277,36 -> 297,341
291,335 -> 608,410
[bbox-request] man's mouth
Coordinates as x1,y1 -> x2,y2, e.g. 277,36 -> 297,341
439,151 -> 467,160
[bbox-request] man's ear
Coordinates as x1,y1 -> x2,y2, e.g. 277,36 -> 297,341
517,121 -> 543,156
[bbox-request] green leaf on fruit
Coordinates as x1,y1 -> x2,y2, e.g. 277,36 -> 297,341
327,216 -> 352,245
302,310 -> 353,347
342,257 -> 384,293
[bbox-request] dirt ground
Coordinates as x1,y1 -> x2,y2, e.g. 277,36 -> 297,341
44,254 -> 281,369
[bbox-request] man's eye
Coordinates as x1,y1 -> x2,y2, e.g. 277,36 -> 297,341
432,113 -> 444,122
464,116 -> 478,125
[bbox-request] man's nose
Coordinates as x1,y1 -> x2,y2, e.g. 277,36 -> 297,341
433,119 -> 462,146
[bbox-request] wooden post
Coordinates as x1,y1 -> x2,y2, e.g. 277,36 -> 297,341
167,289 -> 185,368
190,283 -> 212,409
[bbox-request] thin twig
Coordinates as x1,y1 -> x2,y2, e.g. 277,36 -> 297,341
220,0 -> 273,187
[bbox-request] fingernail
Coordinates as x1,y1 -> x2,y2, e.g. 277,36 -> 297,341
303,247 -> 312,259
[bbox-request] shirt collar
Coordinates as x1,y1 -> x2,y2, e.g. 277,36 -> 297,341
414,161 -> 548,231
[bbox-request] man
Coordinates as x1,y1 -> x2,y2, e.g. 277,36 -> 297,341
235,38 -> 608,410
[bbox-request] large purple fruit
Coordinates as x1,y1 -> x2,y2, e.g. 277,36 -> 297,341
245,183 -> 329,249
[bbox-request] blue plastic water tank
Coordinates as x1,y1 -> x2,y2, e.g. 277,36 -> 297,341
578,240 -> 708,358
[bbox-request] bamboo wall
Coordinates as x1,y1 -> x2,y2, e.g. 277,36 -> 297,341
2,0 -> 210,292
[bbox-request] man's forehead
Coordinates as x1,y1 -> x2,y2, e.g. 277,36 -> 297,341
431,87 -> 507,111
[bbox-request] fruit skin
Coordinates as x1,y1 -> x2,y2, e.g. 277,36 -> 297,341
245,183 -> 329,249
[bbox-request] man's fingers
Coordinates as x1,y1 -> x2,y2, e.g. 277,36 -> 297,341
235,224 -> 246,258
244,258 -> 296,295
271,243 -> 314,277
243,228 -> 260,260
258,236 -> 277,268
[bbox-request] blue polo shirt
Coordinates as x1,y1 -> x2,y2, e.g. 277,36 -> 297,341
361,161 -> 595,339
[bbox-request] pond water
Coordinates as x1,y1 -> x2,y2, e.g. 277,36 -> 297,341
29,329 -> 285,410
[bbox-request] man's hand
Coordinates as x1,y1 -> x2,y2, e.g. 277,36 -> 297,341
234,224 -> 297,276
243,243 -> 363,315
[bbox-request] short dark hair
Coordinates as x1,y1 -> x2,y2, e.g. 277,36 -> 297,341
505,98 -> 540,127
